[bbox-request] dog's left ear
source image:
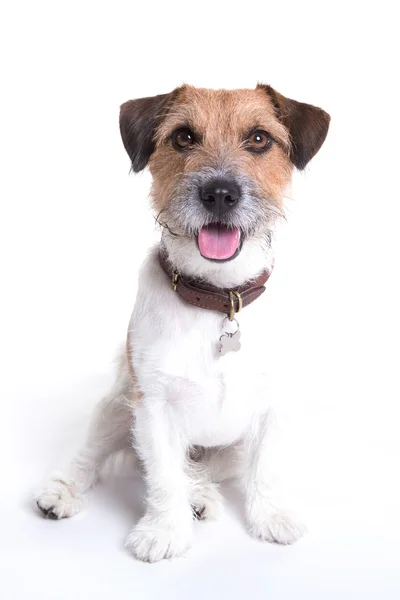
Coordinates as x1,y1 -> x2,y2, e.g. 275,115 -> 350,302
120,89 -> 180,172
259,84 -> 330,170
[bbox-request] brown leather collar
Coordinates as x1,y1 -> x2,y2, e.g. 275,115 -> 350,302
159,249 -> 272,320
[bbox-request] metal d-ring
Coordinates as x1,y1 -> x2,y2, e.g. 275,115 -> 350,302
229,290 -> 243,321
221,317 -> 239,335
171,270 -> 179,291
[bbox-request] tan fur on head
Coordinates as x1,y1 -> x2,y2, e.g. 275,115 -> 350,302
150,86 -> 293,213
119,84 -> 330,239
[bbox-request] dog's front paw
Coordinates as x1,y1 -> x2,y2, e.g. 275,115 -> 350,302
246,498 -> 306,545
36,476 -> 83,519
125,513 -> 193,562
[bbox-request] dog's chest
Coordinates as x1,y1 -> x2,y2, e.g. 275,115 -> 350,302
131,276 -> 271,446
157,343 -> 267,447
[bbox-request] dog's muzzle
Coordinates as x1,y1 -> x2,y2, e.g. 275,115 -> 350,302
197,179 -> 242,262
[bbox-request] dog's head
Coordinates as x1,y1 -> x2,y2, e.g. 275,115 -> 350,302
120,85 -> 329,267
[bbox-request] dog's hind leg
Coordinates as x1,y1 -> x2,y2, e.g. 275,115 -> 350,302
188,450 -> 223,520
195,443 -> 245,483
188,444 -> 245,520
36,351 -> 133,520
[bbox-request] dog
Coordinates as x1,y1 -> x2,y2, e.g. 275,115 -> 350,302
36,84 -> 330,562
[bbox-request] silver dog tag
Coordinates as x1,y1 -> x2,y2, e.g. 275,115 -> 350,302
219,330 -> 241,356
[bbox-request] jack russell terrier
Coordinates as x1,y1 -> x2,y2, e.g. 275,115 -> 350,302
36,84 -> 330,562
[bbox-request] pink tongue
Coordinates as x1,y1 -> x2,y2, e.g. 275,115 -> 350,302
198,224 -> 240,260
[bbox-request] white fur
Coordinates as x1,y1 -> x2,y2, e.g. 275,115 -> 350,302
36,228 -> 305,561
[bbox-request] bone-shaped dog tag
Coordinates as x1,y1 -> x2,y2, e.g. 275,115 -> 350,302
219,330 -> 241,356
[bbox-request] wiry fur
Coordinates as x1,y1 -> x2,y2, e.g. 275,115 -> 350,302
36,84 -> 329,562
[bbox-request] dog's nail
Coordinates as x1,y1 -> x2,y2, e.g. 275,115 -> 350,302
37,502 -> 50,516
193,505 -> 205,520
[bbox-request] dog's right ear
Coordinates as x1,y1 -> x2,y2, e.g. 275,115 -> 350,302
119,91 -> 175,172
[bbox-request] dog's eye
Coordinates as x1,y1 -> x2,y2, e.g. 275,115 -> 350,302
172,128 -> 195,150
247,130 -> 271,153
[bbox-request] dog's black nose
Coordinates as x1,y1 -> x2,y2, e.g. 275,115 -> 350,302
200,180 -> 240,215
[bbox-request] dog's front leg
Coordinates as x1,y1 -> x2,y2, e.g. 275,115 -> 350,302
126,397 -> 193,562
243,409 -> 306,545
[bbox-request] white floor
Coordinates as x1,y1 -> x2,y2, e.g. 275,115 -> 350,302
2,365 -> 399,600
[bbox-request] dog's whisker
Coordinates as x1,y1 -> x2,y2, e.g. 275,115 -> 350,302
154,212 -> 182,237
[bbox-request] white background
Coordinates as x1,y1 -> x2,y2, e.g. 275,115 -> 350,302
1,1 -> 400,598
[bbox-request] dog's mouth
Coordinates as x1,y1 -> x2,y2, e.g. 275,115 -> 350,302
196,223 -> 242,262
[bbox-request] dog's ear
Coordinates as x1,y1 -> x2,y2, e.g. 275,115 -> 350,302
259,84 -> 330,170
120,89 -> 180,172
